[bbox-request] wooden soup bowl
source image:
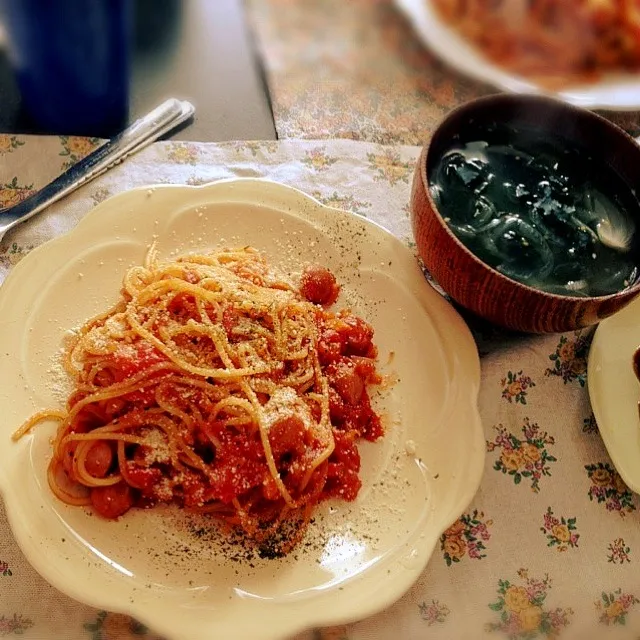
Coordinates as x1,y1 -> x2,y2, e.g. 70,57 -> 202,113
411,94 -> 640,333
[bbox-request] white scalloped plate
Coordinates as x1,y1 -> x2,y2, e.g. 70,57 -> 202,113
395,0 -> 640,111
0,179 -> 484,640
589,296 -> 640,493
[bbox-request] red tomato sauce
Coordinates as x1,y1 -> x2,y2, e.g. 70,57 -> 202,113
67,266 -> 384,524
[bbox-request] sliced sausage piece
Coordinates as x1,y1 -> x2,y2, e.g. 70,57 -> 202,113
300,265 -> 340,306
91,482 -> 134,519
84,442 -> 114,478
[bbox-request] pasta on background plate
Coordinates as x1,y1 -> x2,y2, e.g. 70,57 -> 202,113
432,0 -> 640,86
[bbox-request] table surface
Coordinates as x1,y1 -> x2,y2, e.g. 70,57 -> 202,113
3,2 -> 640,640
0,0 -> 276,142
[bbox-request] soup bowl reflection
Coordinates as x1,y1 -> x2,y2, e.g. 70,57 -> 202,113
411,94 -> 640,334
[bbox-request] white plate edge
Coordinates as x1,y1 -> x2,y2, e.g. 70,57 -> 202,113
0,178 -> 485,640
394,0 -> 640,111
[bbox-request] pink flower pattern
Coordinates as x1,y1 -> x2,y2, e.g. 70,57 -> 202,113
486,569 -> 573,639
545,332 -> 591,387
585,463 -> 636,517
487,419 -> 556,492
607,538 -> 631,564
0,614 -> 34,636
540,508 -> 579,551
501,370 -> 536,404
440,510 -> 492,565
595,589 -> 639,625
418,599 -> 451,626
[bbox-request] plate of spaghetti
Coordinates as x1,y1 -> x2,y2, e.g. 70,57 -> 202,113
0,179 -> 484,640
395,0 -> 640,111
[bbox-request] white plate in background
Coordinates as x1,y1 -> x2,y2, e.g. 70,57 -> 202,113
395,0 -> 640,111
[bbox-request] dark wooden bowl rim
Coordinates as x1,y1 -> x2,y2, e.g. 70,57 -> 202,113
420,93 -> 640,304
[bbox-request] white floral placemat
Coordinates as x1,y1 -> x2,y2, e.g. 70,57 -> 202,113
0,135 -> 637,640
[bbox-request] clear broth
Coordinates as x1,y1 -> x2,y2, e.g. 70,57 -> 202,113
429,125 -> 640,297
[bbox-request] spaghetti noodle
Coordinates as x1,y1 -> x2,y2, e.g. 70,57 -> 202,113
14,247 -> 383,555
432,0 -> 640,87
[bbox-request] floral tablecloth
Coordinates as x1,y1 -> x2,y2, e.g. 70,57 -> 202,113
1,134 -> 640,640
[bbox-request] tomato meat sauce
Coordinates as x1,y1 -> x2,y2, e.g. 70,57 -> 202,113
60,263 -> 384,526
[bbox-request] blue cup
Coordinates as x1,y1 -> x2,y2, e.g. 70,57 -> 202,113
1,0 -> 131,137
